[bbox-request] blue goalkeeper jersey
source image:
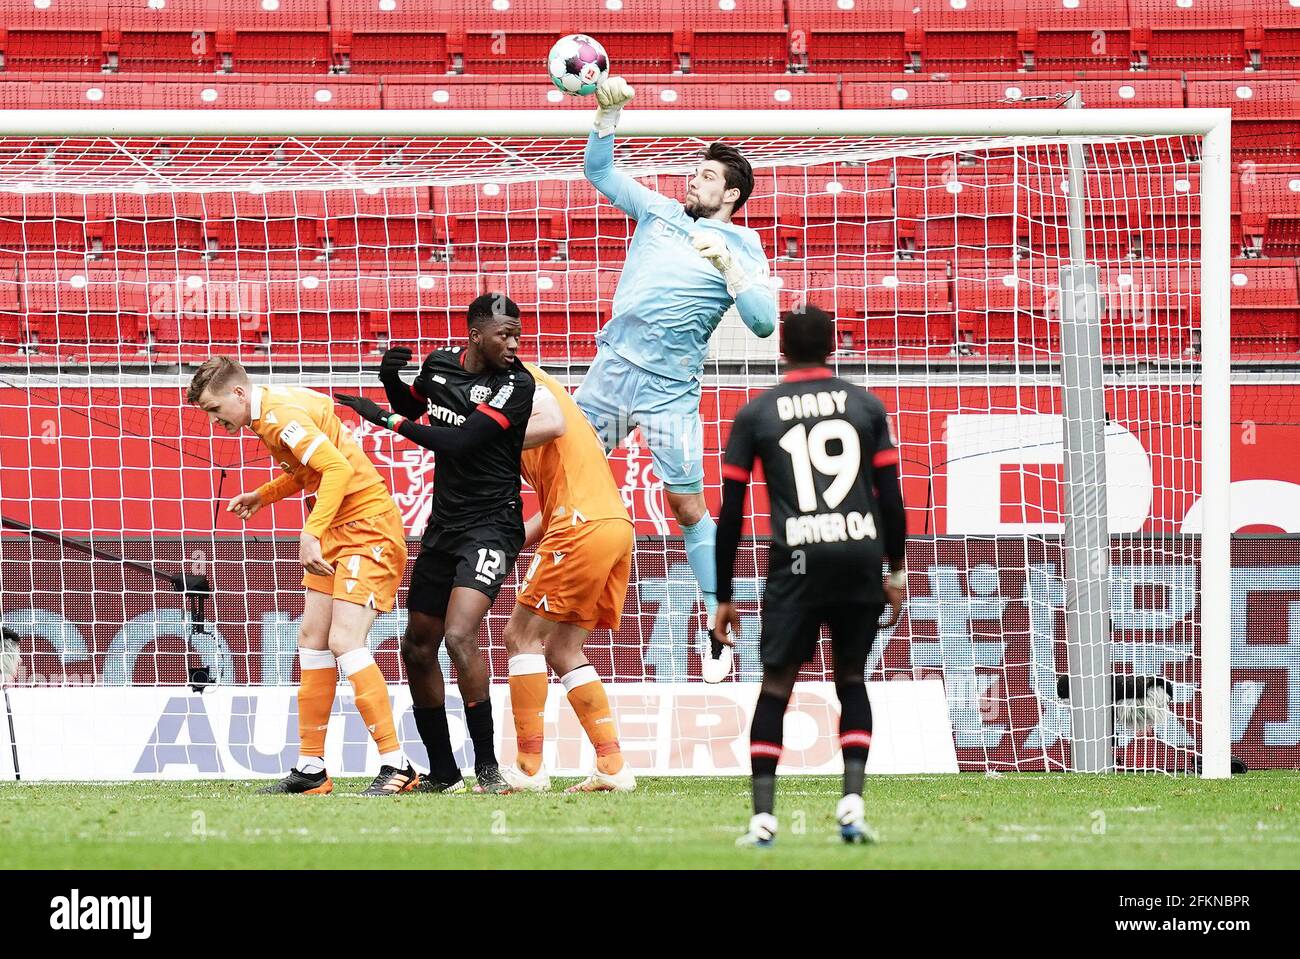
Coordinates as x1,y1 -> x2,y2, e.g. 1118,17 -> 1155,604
584,131 -> 776,382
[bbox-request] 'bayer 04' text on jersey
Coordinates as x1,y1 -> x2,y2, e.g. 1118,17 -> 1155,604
410,346 -> 536,540
721,368 -> 899,605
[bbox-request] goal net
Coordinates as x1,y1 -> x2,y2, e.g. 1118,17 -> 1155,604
0,108 -> 1231,779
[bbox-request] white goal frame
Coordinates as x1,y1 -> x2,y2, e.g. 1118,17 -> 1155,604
0,107 -> 1232,779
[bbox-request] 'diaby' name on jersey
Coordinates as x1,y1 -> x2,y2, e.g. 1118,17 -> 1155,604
777,390 -> 849,421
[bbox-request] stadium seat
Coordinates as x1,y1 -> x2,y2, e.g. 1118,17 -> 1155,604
1186,75 -> 1300,163
0,0 -> 106,73
105,0 -> 220,73
918,0 -> 1025,73
1229,259 -> 1300,355
1259,0 -> 1300,69
436,181 -> 565,262
675,0 -> 788,74
211,0 -> 332,74
1239,167 -> 1300,255
842,75 -> 1183,111
384,74 -> 839,111
450,0 -> 676,75
786,0 -> 917,74
329,0 -> 449,75
1129,0 -> 1253,70
1018,0 -> 1133,71
6,74 -> 383,110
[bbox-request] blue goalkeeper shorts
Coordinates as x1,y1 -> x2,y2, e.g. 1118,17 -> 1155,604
574,346 -> 705,494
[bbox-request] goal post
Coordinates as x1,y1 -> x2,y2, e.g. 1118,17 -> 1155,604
0,107 -> 1232,778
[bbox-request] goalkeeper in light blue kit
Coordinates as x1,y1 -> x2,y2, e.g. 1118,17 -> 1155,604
577,77 -> 778,682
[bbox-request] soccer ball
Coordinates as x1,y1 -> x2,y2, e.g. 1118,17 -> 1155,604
547,34 -> 609,97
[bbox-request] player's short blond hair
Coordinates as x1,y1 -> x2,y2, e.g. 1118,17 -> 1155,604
186,356 -> 248,405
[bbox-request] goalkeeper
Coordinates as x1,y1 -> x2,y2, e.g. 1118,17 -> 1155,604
578,76 -> 778,681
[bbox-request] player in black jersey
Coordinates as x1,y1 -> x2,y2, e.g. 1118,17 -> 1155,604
338,293 -> 552,795
714,304 -> 907,847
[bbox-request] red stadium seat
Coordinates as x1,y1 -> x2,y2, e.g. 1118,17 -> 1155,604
1259,0 -> 1300,70
329,0 -> 449,75
842,74 -> 1183,111
1186,75 -> 1300,163
1018,0 -> 1133,70
449,0 -> 676,75
1229,259 -> 1300,354
1129,0 -> 1253,70
1239,167 -> 1300,255
918,0 -> 1025,73
5,74 -> 383,110
105,0 -> 220,73
675,0 -> 788,74
0,0 -> 106,73
786,0 -> 916,74
383,74 -> 838,111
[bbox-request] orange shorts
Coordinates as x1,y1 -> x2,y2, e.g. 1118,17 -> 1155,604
516,518 -> 634,632
302,507 -> 409,613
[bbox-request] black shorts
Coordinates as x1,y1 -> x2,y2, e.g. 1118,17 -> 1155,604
406,523 -> 523,618
759,600 -> 885,669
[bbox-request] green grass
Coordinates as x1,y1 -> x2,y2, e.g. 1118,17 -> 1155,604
2,772 -> 1298,870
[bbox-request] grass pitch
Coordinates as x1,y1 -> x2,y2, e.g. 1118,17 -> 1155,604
1,772 -> 1297,870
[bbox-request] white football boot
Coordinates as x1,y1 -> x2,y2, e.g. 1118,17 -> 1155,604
701,626 -> 734,684
837,793 -> 879,845
736,813 -> 777,848
564,763 -> 637,793
501,764 -> 552,792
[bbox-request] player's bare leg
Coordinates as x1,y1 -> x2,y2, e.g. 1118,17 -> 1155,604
666,488 -> 732,683
737,662 -> 800,847
445,587 -> 511,794
502,606 -> 634,793
402,610 -> 465,793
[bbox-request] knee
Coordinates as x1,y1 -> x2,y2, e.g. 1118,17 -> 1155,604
669,494 -> 707,527
443,629 -> 480,667
400,630 -> 440,669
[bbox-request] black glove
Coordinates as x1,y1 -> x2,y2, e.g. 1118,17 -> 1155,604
336,394 -> 394,428
379,346 -> 413,384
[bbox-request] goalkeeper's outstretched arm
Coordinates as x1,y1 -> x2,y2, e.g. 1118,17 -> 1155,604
584,77 -> 660,221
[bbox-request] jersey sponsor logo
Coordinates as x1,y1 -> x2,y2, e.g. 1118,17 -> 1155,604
426,403 -> 467,426
785,510 -> 878,547
470,384 -> 492,404
776,390 -> 848,422
488,384 -> 514,409
280,420 -> 308,449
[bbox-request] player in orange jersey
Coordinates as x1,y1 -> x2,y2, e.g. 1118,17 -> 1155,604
502,363 -> 637,793
188,356 -> 417,797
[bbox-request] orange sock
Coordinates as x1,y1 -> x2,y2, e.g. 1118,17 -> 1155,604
508,654 -> 548,776
297,648 -> 337,759
338,648 -> 401,758
563,665 -> 624,775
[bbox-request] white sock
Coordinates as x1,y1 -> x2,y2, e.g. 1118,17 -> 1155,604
336,646 -> 375,679
297,755 -> 326,775
378,749 -> 406,769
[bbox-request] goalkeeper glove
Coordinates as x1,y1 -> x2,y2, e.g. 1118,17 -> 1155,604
692,231 -> 754,296
593,77 -> 634,138
378,345 -> 413,385
336,394 -> 404,431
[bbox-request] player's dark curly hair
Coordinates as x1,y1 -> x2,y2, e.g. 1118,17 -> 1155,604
467,292 -> 522,330
781,304 -> 836,365
704,142 -> 754,212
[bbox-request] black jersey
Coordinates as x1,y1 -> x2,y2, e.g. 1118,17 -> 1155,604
722,368 -> 898,605
410,346 -> 536,537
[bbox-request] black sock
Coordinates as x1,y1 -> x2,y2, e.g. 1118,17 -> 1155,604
836,680 -> 872,797
465,699 -> 498,770
413,705 -> 461,784
750,691 -> 788,817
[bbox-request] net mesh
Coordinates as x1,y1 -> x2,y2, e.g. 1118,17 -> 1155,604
0,128 -> 1214,774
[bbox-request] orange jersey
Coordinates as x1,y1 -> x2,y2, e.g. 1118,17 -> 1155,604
250,384 -> 395,537
520,364 -> 631,531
